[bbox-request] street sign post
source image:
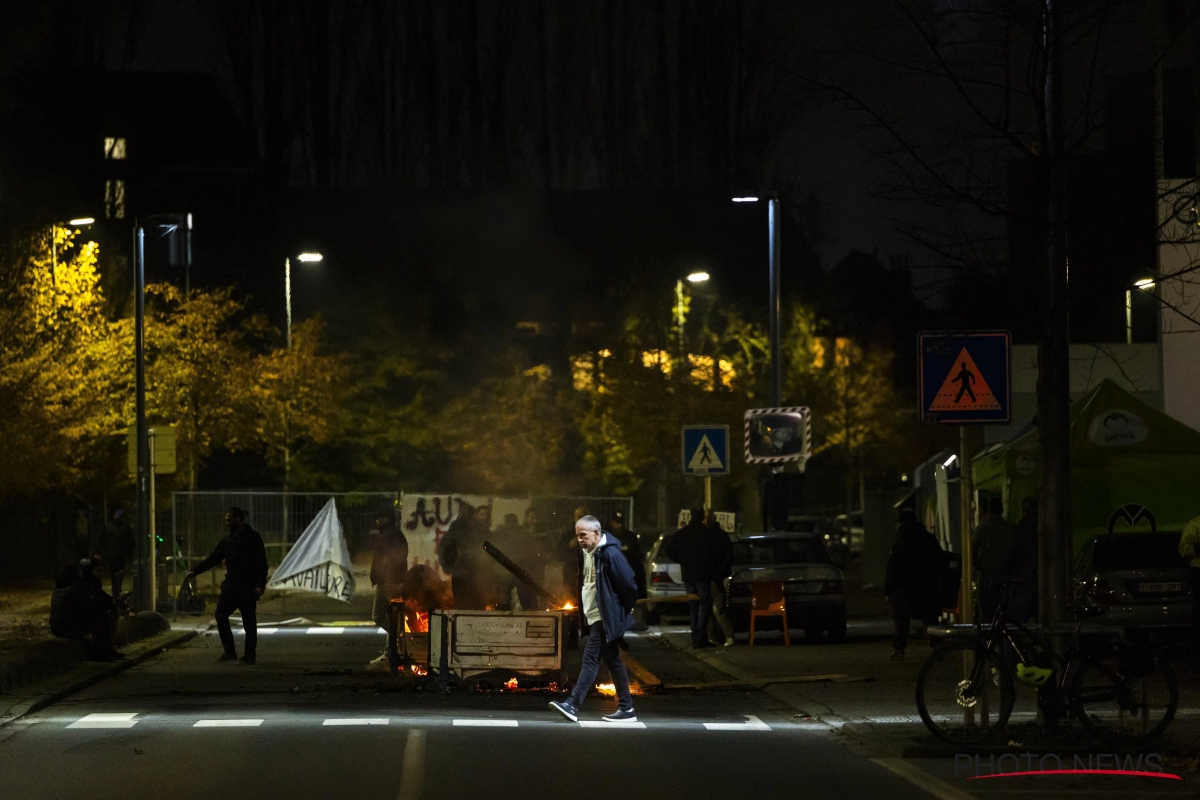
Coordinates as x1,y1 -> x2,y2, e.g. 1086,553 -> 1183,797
128,425 -> 176,608
917,330 -> 1011,630
682,425 -> 729,511
918,331 -> 1011,424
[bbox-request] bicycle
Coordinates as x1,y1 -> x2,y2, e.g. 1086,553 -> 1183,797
915,597 -> 1178,746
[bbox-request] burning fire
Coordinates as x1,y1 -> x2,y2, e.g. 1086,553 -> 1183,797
504,677 -> 519,690
561,603 -> 574,610
596,682 -> 616,696
410,665 -> 427,677
404,598 -> 430,633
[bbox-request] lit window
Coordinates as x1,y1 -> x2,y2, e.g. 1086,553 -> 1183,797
572,355 -> 594,391
641,349 -> 672,376
105,179 -> 126,219
104,137 -> 126,159
812,338 -> 827,369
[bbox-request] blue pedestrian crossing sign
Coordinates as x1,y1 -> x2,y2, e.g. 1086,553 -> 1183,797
919,331 -> 1011,424
682,426 -> 729,476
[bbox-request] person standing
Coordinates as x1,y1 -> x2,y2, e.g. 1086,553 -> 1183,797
972,497 -> 1016,620
549,515 -> 639,722
184,507 -> 267,665
101,507 -> 134,597
368,510 -> 409,671
885,508 -> 944,659
1009,496 -> 1039,623
1179,512 -> 1200,670
705,509 -> 735,647
666,507 -> 715,648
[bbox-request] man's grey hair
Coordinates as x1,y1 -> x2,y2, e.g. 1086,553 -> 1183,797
575,514 -> 602,532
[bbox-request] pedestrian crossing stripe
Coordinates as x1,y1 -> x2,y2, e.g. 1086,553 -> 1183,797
686,434 -> 724,471
928,347 -> 1001,411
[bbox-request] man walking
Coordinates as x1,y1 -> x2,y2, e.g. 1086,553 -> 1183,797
550,515 -> 639,723
184,507 -> 268,665
368,509 -> 409,671
885,508 -> 944,659
666,507 -> 715,648
706,509 -> 735,646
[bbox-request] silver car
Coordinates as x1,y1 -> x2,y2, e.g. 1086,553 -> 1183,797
1073,531 -> 1193,631
727,532 -> 847,641
644,532 -> 688,624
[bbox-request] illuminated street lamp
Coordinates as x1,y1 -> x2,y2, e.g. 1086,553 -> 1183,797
686,271 -> 710,283
285,251 -> 323,350
1127,278 -> 1155,345
675,271 -> 710,352
733,192 -> 782,406
50,216 -> 96,281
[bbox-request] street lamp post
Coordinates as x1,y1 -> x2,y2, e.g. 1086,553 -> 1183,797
733,194 -> 782,406
281,251 -> 322,544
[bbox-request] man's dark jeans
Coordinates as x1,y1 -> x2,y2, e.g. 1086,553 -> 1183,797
568,622 -> 633,711
215,589 -> 257,659
685,581 -> 713,647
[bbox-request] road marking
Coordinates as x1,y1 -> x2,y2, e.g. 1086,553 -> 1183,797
193,719 -> 264,727
871,757 -> 976,800
306,627 -> 344,634
396,729 -> 426,800
67,713 -> 138,729
452,719 -> 519,727
248,628 -> 277,634
324,718 -> 390,726
577,721 -> 646,729
703,715 -> 771,731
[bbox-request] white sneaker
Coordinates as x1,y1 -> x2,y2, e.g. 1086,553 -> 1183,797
366,653 -> 391,673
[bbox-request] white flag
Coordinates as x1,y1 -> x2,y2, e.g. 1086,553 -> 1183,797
267,498 -> 356,602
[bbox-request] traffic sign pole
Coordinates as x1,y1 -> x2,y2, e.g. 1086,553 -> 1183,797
959,426 -> 973,626
704,476 -> 712,512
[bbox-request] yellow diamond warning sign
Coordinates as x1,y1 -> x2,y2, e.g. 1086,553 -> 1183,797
928,347 -> 1001,411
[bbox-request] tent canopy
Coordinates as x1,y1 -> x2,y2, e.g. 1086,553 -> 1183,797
973,379 -> 1200,549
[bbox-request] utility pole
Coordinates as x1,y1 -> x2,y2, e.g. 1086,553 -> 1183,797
134,225 -> 151,613
768,192 -> 782,407
1039,0 -> 1073,688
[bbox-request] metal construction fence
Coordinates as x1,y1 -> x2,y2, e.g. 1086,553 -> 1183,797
170,491 -> 398,595
168,491 -> 631,599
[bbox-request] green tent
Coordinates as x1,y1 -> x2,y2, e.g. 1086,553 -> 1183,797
973,379 -> 1200,550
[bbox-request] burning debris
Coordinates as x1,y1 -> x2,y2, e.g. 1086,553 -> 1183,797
504,677 -> 519,689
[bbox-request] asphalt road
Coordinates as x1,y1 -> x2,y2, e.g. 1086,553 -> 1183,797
0,621 -> 942,800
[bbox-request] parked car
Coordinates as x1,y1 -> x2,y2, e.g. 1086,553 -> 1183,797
644,532 -> 688,624
833,512 -> 864,557
786,515 -> 849,566
1073,531 -> 1193,631
726,532 -> 847,641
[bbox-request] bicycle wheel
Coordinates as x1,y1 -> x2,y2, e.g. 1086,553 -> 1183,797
1072,649 -> 1177,745
916,641 -> 1015,745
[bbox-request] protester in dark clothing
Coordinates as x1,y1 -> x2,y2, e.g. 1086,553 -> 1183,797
972,497 -> 1016,620
706,510 -> 735,646
549,515 -> 639,723
1009,496 -> 1039,623
439,504 -> 507,609
609,512 -> 645,598
885,509 -> 944,659
50,555 -> 124,660
101,508 -> 135,597
493,512 -> 534,609
368,510 -> 409,670
666,507 -> 715,648
184,507 -> 268,665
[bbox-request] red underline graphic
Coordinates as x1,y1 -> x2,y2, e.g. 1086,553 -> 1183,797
967,770 -> 1182,781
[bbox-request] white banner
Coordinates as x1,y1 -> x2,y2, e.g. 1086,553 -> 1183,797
267,498 -> 356,602
399,493 -> 530,579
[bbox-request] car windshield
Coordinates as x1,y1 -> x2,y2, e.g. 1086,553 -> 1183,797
1091,533 -> 1186,571
733,538 -> 831,565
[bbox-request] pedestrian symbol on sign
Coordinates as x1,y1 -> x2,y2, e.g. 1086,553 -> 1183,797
687,435 -> 722,471
929,348 -> 1000,411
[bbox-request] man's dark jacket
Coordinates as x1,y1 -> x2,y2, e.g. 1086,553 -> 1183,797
193,525 -> 268,595
102,518 -> 134,567
575,533 -> 639,644
611,528 -> 646,598
884,518 -> 944,616
371,525 -> 410,586
665,520 -> 712,583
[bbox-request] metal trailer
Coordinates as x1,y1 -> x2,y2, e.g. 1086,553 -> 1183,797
426,609 -> 569,685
